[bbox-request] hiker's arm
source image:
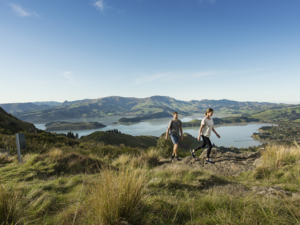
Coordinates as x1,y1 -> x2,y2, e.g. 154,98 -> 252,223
165,128 -> 170,140
198,124 -> 204,141
180,126 -> 183,140
212,127 -> 220,138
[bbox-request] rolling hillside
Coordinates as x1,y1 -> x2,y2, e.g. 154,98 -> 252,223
249,104 -> 300,122
0,107 -> 36,134
0,102 -> 61,114
13,96 -> 278,122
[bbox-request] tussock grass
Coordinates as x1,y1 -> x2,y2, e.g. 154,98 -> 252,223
113,149 -> 160,168
144,190 -> 300,225
252,145 -> 300,182
137,148 -> 160,167
112,154 -> 132,167
32,151 -> 106,175
48,147 -> 63,158
87,167 -> 147,225
0,153 -> 14,165
262,144 -> 300,168
0,184 -> 29,225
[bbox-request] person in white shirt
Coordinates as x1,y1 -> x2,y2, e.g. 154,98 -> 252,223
190,108 -> 220,164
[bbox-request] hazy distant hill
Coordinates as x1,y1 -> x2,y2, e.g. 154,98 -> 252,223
31,101 -> 61,106
0,107 -> 36,134
0,101 -> 61,114
13,96 -> 279,123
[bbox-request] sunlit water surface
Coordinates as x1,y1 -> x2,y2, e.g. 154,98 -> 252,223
34,114 -> 273,148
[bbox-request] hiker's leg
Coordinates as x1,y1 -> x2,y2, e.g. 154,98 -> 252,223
170,135 -> 179,156
173,143 -> 179,156
203,136 -> 212,160
194,136 -> 207,152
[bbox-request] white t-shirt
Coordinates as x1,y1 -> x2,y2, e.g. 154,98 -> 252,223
201,117 -> 214,137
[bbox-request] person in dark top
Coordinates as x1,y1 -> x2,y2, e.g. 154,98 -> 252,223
165,112 -> 183,160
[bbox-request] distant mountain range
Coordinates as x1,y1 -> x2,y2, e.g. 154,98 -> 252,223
0,101 -> 61,114
2,96 -> 284,123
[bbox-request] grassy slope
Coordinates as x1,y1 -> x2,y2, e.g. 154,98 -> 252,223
1,138 -> 300,224
80,131 -> 158,149
249,105 -> 300,121
0,107 -> 36,135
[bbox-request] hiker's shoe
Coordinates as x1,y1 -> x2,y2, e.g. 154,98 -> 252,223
205,159 -> 215,164
190,150 -> 196,158
170,155 -> 175,160
174,156 -> 180,161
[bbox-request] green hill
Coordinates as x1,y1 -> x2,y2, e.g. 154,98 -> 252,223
249,105 -> 300,122
0,107 -> 36,134
80,131 -> 158,149
0,102 -> 58,114
12,96 -> 279,122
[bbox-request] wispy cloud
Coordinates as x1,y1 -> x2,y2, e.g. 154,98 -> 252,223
10,4 -> 39,17
61,71 -> 90,86
62,71 -> 73,79
134,70 -> 226,85
133,68 -> 269,85
94,0 -> 105,11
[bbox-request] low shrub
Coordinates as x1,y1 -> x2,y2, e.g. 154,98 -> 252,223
156,135 -> 173,158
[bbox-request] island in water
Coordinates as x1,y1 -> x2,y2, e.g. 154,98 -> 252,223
45,121 -> 106,131
118,112 -> 172,123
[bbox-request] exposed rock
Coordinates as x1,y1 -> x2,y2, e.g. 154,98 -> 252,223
251,186 -> 299,198
253,157 -> 263,167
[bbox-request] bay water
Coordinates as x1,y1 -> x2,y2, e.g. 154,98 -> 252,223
34,114 -> 272,148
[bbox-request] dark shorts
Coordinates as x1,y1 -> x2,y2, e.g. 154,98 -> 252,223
170,135 -> 179,144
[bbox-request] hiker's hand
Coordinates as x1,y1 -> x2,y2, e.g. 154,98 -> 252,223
165,136 -> 168,140
197,136 -> 201,142
217,134 -> 220,138
181,136 -> 183,140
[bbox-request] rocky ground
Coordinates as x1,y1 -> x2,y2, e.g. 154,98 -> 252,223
160,148 -> 263,177
157,148 -> 299,199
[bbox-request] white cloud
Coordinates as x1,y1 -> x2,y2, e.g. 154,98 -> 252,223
10,4 -> 39,17
94,0 -> 105,11
62,71 -> 73,79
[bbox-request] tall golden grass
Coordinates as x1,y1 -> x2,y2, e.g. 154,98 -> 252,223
253,144 -> 300,180
87,166 -> 147,224
0,185 -> 27,225
113,148 -> 160,168
261,144 -> 300,168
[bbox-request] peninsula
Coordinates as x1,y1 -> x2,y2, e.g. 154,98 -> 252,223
45,121 -> 106,131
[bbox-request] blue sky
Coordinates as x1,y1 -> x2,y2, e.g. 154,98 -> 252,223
1,0 -> 299,104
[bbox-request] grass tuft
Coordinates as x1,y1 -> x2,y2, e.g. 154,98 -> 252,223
0,184 -> 29,225
87,167 -> 147,224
